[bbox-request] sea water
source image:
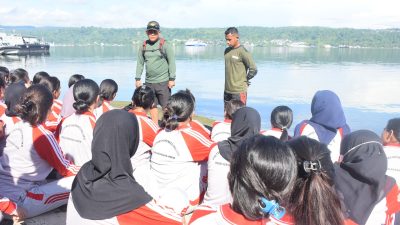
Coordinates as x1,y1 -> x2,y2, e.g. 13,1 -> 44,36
0,45 -> 399,134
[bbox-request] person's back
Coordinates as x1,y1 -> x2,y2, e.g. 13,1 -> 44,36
190,135 -> 297,225
294,90 -> 350,162
127,85 -> 159,194
56,79 -> 99,166
150,91 -> 213,212
211,100 -> 244,142
0,85 -> 78,218
382,118 -> 400,185
204,107 -> 261,206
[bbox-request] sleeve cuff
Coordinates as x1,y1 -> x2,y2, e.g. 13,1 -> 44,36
135,78 -> 141,81
169,78 -> 175,81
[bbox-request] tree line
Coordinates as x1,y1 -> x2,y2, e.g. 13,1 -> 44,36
1,26 -> 400,48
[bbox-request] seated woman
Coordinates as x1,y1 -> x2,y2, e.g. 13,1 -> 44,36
150,90 -> 214,213
94,79 -> 118,119
211,99 -> 244,142
56,79 -> 99,166
287,136 -> 345,225
0,85 -> 78,219
203,107 -> 261,206
382,118 -> 400,185
127,85 -> 159,194
294,90 -> 350,162
39,76 -> 63,132
190,135 -> 297,225
262,105 -> 293,141
67,110 -> 184,225
335,130 -> 400,225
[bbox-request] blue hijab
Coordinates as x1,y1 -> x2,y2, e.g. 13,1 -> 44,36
295,90 -> 350,144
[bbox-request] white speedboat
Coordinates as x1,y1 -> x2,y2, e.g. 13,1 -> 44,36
185,39 -> 207,46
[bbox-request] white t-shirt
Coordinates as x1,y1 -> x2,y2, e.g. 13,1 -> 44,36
202,144 -> 232,206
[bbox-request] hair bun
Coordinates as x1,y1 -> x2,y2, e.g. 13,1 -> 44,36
73,99 -> 89,112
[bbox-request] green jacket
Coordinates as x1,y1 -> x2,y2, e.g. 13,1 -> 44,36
135,39 -> 176,83
224,45 -> 257,93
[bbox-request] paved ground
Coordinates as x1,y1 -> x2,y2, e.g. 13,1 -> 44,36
1,208 -> 66,225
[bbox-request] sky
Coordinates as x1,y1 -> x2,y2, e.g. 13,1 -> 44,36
0,0 -> 399,29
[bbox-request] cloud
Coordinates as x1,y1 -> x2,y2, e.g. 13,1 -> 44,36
0,0 -> 399,28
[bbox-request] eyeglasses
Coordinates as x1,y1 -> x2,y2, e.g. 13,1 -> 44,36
146,30 -> 159,35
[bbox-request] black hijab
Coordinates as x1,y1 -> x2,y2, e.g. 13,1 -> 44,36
219,107 -> 261,161
334,130 -> 393,225
71,110 -> 152,220
4,81 -> 26,117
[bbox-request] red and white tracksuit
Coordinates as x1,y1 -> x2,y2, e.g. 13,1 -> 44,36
128,110 -> 159,195
150,123 -> 214,214
94,100 -> 114,120
210,119 -> 231,142
189,204 -> 294,225
45,99 -> 63,133
0,121 -> 79,218
56,111 -> 96,166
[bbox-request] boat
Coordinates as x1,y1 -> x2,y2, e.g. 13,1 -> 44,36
185,39 -> 207,47
0,32 -> 50,55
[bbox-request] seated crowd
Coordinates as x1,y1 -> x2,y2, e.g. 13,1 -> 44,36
0,66 -> 400,225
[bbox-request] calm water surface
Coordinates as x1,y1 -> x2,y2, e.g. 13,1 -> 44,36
0,45 -> 399,134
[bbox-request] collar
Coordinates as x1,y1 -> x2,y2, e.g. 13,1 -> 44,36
384,143 -> 400,147
177,122 -> 191,130
132,110 -> 147,117
220,204 -> 264,225
81,111 -> 96,118
271,127 -> 282,132
224,119 -> 232,123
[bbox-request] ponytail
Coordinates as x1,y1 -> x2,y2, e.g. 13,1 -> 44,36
73,79 -> 99,114
288,137 -> 344,225
160,90 -> 194,131
270,106 -> 293,141
16,85 -> 53,125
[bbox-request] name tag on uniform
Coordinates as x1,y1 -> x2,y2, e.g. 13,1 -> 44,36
232,55 -> 239,60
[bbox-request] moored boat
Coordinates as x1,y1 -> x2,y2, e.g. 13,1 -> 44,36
0,33 -> 50,55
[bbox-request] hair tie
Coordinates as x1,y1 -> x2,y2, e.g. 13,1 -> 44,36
303,160 -> 321,173
171,114 -> 178,120
281,126 -> 287,130
259,197 -> 286,220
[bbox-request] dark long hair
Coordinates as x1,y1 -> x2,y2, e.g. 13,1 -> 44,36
32,71 -> 50,84
225,99 -> 244,120
228,135 -> 297,220
287,136 -> 344,225
10,68 -> 29,84
271,105 -> 293,141
15,85 -> 53,126
160,90 -> 194,131
68,74 -> 85,88
385,118 -> 400,142
72,79 -> 99,114
132,85 -> 155,110
98,79 -> 118,104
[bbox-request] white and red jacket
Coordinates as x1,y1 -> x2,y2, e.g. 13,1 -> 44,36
67,198 -> 183,225
0,102 -> 7,117
203,144 -> 232,206
261,128 -> 290,140
94,100 -> 114,120
190,120 -> 211,138
128,110 -> 159,194
0,114 -> 22,137
150,123 -> 214,213
385,143 -> 400,185
56,111 -> 96,166
0,197 -> 17,216
345,182 -> 400,225
211,119 -> 231,142
0,122 -> 78,202
297,123 -> 344,162
189,204 -> 294,225
45,99 -> 63,133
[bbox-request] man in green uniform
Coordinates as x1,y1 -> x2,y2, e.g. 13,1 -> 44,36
224,27 -> 257,105
136,21 -> 176,123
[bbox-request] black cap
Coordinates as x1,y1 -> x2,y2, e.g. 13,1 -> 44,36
146,21 -> 160,31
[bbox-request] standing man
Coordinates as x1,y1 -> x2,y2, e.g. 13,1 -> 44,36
136,21 -> 176,123
224,27 -> 257,105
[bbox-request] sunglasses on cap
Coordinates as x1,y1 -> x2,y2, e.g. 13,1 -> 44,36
146,30 -> 159,35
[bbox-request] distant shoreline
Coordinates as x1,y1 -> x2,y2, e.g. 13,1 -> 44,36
1,26 -> 399,48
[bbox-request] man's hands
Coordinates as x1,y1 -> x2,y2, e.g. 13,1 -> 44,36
168,80 -> 175,89
135,80 -> 142,88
